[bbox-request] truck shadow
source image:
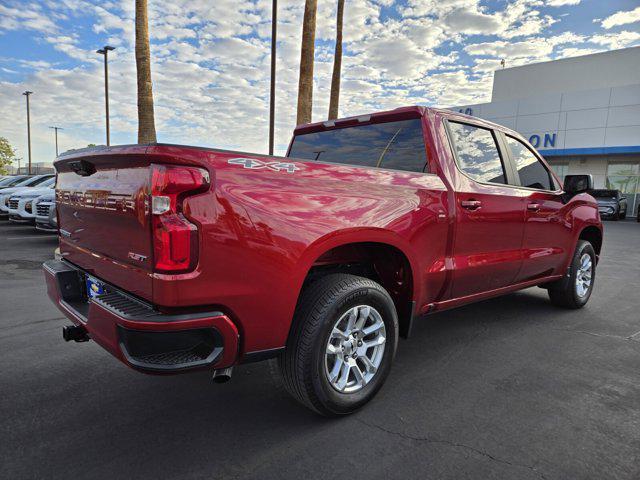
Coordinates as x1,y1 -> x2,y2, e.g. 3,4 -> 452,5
26,288 -> 576,478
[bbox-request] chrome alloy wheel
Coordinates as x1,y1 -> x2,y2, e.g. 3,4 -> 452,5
575,253 -> 593,298
324,305 -> 386,393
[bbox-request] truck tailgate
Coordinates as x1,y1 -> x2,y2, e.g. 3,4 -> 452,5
55,147 -> 154,301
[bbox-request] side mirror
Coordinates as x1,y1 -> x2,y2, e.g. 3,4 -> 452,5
564,175 -> 593,195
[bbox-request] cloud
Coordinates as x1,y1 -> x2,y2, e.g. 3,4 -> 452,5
545,0 -> 581,6
601,7 -> 640,29
0,0 -> 638,163
0,3 -> 59,34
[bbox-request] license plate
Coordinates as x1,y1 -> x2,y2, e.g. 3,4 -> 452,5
86,276 -> 105,300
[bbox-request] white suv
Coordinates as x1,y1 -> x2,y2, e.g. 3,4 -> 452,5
7,178 -> 56,223
1,175 -> 55,218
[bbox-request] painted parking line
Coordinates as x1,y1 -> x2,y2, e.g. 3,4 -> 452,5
6,235 -> 57,240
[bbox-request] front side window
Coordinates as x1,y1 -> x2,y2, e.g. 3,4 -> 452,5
448,121 -> 506,184
506,136 -> 553,190
288,119 -> 427,173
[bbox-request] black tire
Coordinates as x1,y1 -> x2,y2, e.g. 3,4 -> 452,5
278,273 -> 398,416
620,209 -> 626,220
548,240 -> 596,309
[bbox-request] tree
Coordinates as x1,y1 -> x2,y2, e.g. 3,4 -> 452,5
328,0 -> 345,120
135,0 -> 157,143
296,0 -> 318,125
0,137 -> 16,175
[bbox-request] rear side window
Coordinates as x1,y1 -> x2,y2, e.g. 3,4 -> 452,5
448,122 -> 506,185
505,136 -> 553,190
287,119 -> 427,173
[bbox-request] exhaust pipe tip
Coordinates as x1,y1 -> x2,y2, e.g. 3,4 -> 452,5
212,367 -> 233,383
62,325 -> 90,342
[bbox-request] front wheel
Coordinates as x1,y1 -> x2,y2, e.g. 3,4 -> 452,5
278,274 -> 398,416
548,240 -> 596,309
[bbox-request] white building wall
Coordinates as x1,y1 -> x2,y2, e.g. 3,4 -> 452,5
451,47 -> 640,215
492,46 -> 640,101
453,82 -> 640,155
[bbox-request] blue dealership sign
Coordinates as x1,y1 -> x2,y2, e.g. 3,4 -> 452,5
529,133 -> 556,149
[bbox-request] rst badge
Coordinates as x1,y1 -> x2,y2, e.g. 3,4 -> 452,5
228,158 -> 301,173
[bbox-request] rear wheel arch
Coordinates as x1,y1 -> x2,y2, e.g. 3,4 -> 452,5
578,225 -> 602,259
292,241 -> 416,341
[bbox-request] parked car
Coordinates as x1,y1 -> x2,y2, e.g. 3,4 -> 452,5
637,205 -> 640,223
44,107 -> 602,416
0,174 -> 30,189
34,192 -> 57,232
589,189 -> 627,220
7,178 -> 56,223
0,174 -> 54,218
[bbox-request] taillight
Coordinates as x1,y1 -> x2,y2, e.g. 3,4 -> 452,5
150,164 -> 210,273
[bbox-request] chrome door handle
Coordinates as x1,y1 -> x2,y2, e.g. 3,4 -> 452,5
527,203 -> 540,212
461,200 -> 482,210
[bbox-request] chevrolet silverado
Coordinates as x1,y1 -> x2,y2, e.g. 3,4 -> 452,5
44,106 -> 602,415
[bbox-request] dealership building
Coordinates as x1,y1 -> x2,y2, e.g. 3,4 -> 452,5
454,46 -> 640,216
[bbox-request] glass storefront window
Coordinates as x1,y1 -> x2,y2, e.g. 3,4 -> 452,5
607,163 -> 639,176
606,163 -> 640,217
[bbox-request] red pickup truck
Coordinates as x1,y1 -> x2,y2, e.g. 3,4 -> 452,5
44,106 -> 602,416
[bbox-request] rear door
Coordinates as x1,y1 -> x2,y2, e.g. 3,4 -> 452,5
501,134 -> 570,282
446,121 -> 526,298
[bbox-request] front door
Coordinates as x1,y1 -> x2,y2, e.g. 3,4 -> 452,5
502,135 -> 572,282
446,121 -> 526,299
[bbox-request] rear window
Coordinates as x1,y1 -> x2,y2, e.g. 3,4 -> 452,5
287,119 -> 427,173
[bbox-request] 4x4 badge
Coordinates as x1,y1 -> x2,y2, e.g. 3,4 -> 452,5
228,158 -> 301,173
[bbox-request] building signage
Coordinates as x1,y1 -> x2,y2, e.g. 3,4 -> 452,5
528,133 -> 557,149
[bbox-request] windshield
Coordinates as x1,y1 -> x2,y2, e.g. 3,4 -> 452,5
40,177 -> 56,187
590,190 -> 617,198
287,118 -> 427,173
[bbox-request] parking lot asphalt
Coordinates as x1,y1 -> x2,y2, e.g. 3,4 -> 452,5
1,220 -> 639,480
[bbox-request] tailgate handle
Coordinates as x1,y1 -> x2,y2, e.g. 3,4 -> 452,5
68,160 -> 96,177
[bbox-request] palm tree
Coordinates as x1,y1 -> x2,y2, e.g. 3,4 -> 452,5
296,0 -> 317,125
328,0 -> 345,120
135,0 -> 157,143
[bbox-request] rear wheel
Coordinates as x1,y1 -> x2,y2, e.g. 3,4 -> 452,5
548,240 -> 596,309
278,274 -> 398,416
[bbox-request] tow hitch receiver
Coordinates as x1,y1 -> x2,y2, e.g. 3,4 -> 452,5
63,325 -> 90,342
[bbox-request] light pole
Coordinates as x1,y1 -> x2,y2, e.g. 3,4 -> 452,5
22,91 -> 33,175
49,126 -> 63,157
96,46 -> 115,146
268,0 -> 277,155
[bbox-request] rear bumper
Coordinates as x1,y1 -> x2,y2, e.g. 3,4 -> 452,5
43,259 -> 239,373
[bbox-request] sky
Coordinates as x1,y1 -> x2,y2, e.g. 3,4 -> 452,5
0,0 -> 639,163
